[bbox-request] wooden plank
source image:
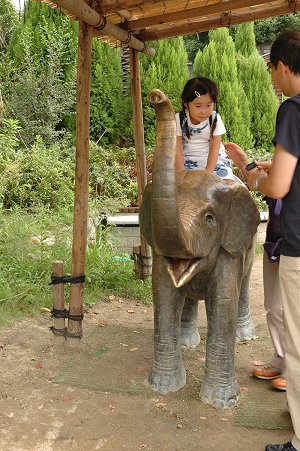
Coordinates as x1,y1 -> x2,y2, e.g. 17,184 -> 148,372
129,48 -> 151,259
67,19 -> 92,339
139,2 -> 300,41
124,0 -> 268,31
47,0 -> 155,56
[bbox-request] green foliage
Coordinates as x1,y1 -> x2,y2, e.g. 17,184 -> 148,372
193,28 -> 253,149
90,40 -> 127,144
89,142 -> 138,212
234,23 -> 279,151
235,23 -> 257,57
238,54 -> 278,150
0,130 -> 75,211
0,209 -> 151,327
254,13 -> 300,43
140,37 -> 189,145
183,33 -> 209,62
1,2 -> 77,145
0,0 -> 18,56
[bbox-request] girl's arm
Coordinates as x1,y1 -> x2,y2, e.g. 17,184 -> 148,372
205,135 -> 221,172
176,136 -> 185,170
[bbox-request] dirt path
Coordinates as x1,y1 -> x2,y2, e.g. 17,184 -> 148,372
0,255 -> 293,451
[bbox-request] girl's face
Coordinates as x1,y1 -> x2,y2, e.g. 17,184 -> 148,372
185,93 -> 214,125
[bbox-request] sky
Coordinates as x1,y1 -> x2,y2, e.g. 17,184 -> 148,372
11,0 -> 25,10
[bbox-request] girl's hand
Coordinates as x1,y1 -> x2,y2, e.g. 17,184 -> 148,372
223,142 -> 249,168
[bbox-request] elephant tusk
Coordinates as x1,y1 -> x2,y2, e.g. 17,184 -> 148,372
165,257 -> 202,288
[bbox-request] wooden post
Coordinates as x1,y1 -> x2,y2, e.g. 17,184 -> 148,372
51,260 -> 66,340
129,48 -> 152,279
67,19 -> 92,339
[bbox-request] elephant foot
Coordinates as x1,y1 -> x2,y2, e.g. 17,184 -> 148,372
148,363 -> 186,395
236,318 -> 255,341
200,379 -> 240,409
180,326 -> 200,349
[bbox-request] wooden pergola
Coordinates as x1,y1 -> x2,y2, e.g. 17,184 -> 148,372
43,0 -> 300,340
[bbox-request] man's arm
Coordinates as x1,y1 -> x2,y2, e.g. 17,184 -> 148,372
247,144 -> 297,198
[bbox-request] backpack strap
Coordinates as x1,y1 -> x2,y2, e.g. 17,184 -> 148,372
179,110 -> 214,133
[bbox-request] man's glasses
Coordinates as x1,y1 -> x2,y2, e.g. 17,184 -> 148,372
267,61 -> 274,72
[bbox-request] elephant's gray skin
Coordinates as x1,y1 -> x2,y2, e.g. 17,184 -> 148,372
139,89 -> 260,409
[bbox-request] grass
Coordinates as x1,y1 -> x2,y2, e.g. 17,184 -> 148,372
0,208 -> 152,328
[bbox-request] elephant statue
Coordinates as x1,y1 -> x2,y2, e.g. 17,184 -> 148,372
139,89 -> 260,409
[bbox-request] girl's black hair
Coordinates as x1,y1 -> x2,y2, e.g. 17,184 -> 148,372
180,77 -> 219,139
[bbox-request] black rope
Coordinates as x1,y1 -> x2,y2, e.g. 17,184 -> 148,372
51,308 -> 84,322
51,307 -> 69,318
94,16 -> 107,31
50,274 -> 86,285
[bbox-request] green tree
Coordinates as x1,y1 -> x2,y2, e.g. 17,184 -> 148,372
90,40 -> 125,144
1,2 -> 77,144
0,0 -> 18,56
235,22 -> 257,57
140,37 -> 189,145
193,28 -> 253,149
234,23 -> 279,152
254,13 -> 300,43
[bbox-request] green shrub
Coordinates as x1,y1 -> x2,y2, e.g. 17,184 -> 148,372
0,209 -> 152,328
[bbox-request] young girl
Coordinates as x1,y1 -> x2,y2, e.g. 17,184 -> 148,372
176,77 -> 235,182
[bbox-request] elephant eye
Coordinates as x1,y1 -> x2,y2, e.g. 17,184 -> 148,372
205,212 -> 215,225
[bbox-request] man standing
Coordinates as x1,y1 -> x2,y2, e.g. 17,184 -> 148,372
244,31 -> 300,451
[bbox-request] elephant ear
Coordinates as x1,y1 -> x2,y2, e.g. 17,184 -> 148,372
222,185 -> 260,256
139,183 -> 154,248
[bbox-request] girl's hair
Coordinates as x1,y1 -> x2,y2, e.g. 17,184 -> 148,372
180,77 -> 219,139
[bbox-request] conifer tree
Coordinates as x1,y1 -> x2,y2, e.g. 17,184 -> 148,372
90,40 -> 124,144
235,22 -> 257,57
235,22 -> 279,152
193,28 -> 253,149
0,0 -> 18,57
2,2 -> 77,144
140,37 -> 189,145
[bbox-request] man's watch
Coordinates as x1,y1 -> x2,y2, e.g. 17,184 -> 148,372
245,161 -> 257,171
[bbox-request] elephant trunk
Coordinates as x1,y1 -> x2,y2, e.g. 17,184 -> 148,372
149,89 -> 187,257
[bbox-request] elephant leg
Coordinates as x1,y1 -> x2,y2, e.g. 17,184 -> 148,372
236,265 -> 256,341
149,252 -> 186,395
181,297 -> 200,348
200,254 -> 241,409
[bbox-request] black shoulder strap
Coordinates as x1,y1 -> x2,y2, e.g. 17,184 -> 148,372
180,111 -> 213,129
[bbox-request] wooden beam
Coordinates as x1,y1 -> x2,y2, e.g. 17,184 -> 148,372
99,0 -> 161,14
46,0 -> 155,56
138,2 -> 300,41
68,19 -> 92,339
124,0 -> 267,31
129,48 -> 151,260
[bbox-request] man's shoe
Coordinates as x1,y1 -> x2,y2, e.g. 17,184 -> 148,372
271,376 -> 286,391
252,363 -> 281,380
265,441 -> 297,451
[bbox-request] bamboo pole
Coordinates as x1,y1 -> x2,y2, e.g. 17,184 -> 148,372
67,19 -> 92,339
51,260 -> 66,341
43,0 -> 155,56
129,48 -> 152,278
139,2 -> 300,41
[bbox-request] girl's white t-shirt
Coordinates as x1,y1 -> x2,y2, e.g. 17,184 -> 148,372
175,110 -> 227,170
